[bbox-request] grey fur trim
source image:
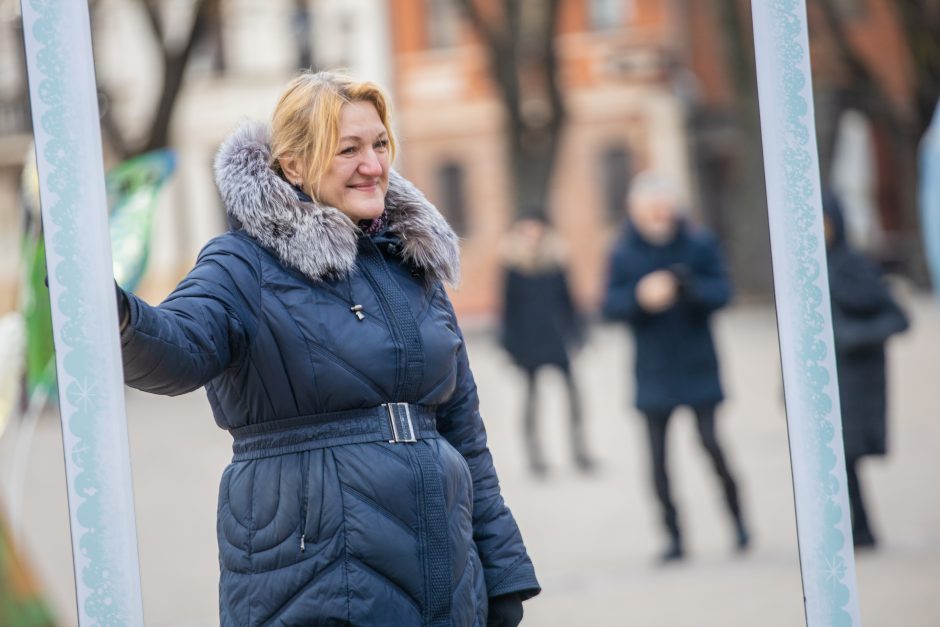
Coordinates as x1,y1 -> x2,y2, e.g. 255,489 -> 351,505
384,170 -> 460,286
213,121 -> 460,285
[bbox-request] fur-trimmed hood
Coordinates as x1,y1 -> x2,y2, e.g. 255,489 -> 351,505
213,121 -> 460,285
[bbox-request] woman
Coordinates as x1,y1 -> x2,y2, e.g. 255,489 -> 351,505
499,216 -> 593,476
602,172 -> 748,563
825,195 -> 908,549
118,71 -> 539,626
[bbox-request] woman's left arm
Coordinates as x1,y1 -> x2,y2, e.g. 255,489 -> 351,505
120,239 -> 260,396
436,301 -> 541,603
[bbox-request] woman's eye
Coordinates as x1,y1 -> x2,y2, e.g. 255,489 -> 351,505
339,146 -> 356,155
374,139 -> 389,150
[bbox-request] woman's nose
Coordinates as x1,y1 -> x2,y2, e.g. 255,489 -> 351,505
358,149 -> 384,176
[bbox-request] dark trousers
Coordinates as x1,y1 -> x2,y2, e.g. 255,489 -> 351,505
845,455 -> 874,543
643,405 -> 742,542
522,363 -> 589,469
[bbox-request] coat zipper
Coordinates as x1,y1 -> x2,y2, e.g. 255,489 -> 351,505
359,239 -> 450,622
357,239 -> 408,399
299,451 -> 309,552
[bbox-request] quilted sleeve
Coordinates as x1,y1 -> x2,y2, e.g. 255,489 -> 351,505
120,236 -> 261,396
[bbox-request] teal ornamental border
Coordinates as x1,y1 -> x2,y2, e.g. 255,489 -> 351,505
20,0 -> 144,625
751,2 -> 861,626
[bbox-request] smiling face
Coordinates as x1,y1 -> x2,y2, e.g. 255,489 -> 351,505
316,101 -> 391,223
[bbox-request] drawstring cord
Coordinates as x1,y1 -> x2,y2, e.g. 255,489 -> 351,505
345,273 -> 365,321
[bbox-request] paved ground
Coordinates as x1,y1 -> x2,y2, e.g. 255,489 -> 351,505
3,290 -> 939,626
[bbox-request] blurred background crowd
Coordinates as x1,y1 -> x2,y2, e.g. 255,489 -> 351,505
1,1 -> 939,625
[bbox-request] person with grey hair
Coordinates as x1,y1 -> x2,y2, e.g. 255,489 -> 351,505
602,171 -> 749,563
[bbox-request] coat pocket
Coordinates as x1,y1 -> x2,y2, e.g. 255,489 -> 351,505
299,449 -> 344,560
218,454 -> 326,574
299,450 -> 329,553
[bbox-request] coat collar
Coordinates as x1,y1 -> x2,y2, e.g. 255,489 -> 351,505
213,121 -> 460,285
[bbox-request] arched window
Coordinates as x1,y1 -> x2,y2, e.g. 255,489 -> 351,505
436,162 -> 468,236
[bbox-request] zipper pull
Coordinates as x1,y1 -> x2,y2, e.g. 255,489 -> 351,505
300,534 -> 306,552
350,304 -> 365,321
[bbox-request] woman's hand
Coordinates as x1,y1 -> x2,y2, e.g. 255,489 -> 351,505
487,593 -> 524,627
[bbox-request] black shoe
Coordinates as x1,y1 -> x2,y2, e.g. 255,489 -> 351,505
853,528 -> 877,550
735,521 -> 751,553
657,540 -> 684,564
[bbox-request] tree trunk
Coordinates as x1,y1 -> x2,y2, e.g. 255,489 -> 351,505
93,0 -> 214,157
458,0 -> 566,221
143,0 -> 213,153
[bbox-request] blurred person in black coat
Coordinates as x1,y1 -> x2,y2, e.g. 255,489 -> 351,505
499,216 -> 595,477
602,172 -> 748,563
825,195 -> 909,549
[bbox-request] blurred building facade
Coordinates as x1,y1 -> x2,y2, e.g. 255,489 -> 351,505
681,0 -> 921,288
0,0 -> 392,309
0,0 -> 927,317
391,0 -> 694,314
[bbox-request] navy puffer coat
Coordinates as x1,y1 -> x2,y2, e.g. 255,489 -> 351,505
602,221 -> 731,413
120,123 -> 539,626
499,231 -> 582,372
825,201 -> 909,459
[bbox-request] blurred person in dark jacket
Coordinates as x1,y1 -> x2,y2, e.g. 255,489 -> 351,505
602,172 -> 748,563
499,215 -> 595,477
116,70 -> 538,626
825,195 -> 909,549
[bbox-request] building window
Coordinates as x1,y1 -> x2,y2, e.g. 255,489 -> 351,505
436,162 -> 468,235
590,0 -> 630,30
427,0 -> 461,49
601,146 -> 632,222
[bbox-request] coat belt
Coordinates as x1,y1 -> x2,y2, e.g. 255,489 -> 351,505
229,403 -> 438,461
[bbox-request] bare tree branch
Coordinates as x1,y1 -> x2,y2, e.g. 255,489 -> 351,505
144,0 -> 215,152
138,0 -> 164,44
455,0 -> 497,50
457,0 -> 564,215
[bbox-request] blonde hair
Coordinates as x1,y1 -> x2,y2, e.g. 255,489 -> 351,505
270,70 -> 397,199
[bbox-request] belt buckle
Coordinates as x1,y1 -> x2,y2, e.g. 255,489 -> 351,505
386,403 -> 417,443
